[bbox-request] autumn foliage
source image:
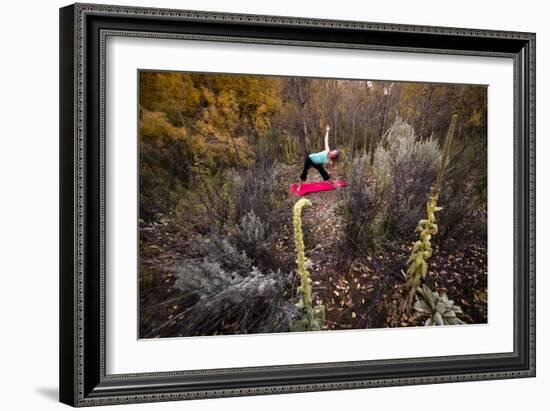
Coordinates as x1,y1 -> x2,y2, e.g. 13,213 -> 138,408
138,71 -> 487,337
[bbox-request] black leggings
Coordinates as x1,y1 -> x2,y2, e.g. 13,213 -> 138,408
300,155 -> 330,182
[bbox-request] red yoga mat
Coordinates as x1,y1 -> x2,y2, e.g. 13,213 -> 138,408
289,180 -> 347,197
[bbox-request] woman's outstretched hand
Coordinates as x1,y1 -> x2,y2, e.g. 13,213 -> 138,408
326,125 -> 331,132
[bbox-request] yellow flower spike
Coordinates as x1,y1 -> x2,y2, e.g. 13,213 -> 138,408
403,115 -> 458,312
292,198 -> 325,331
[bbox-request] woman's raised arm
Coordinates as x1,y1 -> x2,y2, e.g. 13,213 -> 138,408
324,125 -> 331,151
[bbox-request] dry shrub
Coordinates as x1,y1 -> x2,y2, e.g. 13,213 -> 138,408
373,117 -> 441,235
436,141 -> 487,247
338,153 -> 379,258
157,233 -> 299,337
139,108 -> 254,222
339,118 -> 442,259
139,111 -> 196,221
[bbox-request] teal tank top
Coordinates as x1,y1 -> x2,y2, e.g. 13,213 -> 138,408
309,150 -> 329,165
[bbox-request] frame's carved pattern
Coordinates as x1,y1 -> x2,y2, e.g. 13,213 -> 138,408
73,4 -> 85,405
65,3 -> 536,406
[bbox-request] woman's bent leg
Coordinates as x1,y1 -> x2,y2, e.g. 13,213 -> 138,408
313,163 -> 330,181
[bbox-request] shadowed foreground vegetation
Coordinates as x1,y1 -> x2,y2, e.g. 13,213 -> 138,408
138,71 -> 487,338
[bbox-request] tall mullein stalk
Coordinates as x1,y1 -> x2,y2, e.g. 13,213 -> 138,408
434,113 -> 458,196
404,114 -> 458,311
292,198 -> 325,331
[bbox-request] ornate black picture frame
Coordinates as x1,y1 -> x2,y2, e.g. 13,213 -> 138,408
59,3 -> 535,407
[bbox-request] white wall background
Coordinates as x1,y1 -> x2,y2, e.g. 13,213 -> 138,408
0,0 -> 545,409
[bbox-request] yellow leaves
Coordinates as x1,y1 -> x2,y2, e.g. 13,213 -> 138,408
469,109 -> 482,127
141,71 -> 280,148
341,295 -> 353,308
140,74 -> 202,133
474,289 -> 488,304
140,110 -> 187,142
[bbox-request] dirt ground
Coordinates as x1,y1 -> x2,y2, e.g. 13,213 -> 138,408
139,163 -> 488,337
270,163 -> 487,330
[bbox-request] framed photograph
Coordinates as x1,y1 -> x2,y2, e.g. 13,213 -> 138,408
59,3 -> 536,407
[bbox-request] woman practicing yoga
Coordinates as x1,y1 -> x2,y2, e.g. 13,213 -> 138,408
297,125 -> 340,191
